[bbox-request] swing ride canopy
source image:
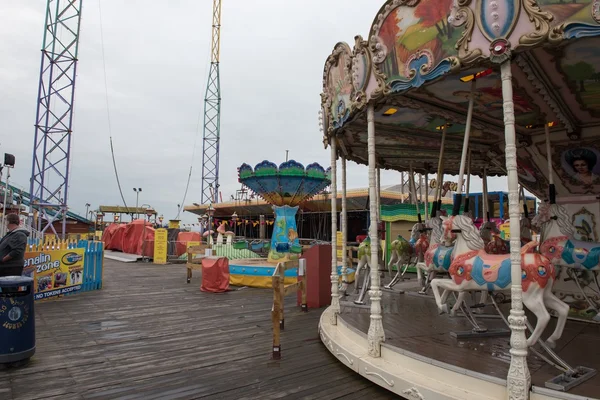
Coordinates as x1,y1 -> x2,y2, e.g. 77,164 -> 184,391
237,160 -> 332,206
322,0 -> 600,200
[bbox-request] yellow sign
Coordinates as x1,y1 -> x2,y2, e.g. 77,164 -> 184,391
499,222 -> 511,239
22,248 -> 85,300
168,219 -> 180,229
336,231 -> 343,259
154,229 -> 168,264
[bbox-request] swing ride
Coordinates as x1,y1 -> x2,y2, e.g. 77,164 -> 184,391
226,160 -> 343,287
319,0 -> 600,398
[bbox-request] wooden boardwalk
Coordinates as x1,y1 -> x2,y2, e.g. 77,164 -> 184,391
0,260 -> 395,400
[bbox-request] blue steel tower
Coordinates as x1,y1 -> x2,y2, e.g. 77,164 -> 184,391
30,0 -> 83,237
200,0 -> 223,204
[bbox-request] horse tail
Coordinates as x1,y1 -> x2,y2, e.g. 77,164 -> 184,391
520,241 -> 538,254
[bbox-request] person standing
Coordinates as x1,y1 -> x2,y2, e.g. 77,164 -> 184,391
0,214 -> 30,277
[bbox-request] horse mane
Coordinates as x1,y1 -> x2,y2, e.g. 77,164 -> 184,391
454,215 -> 485,251
520,217 -> 532,240
479,221 -> 499,242
427,217 -> 443,244
549,204 -> 576,237
410,223 -> 424,242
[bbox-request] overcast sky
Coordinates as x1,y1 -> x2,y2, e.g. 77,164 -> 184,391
0,1 -> 509,223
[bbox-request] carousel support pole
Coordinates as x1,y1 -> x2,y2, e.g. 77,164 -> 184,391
401,172 -> 405,203
330,136 -> 340,323
465,149 -> 472,215
501,60 -> 531,399
376,167 -> 381,223
432,126 -> 447,217
483,167 -> 489,222
367,104 -> 384,357
454,80 -> 476,216
544,123 -> 556,203
437,125 -> 448,213
410,163 -> 420,216
424,174 -> 429,221
341,156 -> 348,294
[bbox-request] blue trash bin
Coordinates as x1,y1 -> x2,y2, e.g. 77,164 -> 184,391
0,276 -> 35,365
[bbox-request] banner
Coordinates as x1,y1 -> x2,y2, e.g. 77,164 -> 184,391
336,231 -> 343,259
22,248 -> 85,300
154,228 -> 168,264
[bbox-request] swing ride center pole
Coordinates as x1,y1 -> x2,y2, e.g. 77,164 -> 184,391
500,60 -> 531,396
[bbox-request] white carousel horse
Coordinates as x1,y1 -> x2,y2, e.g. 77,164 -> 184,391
430,215 -> 569,347
416,217 -> 453,292
535,203 -> 600,321
480,219 -> 533,254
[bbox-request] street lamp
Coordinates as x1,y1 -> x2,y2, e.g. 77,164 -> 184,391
141,205 -> 154,262
231,211 -> 238,237
85,203 -> 91,220
133,188 -> 142,218
158,214 -> 164,226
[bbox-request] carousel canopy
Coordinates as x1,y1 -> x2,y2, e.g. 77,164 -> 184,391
322,0 -> 600,200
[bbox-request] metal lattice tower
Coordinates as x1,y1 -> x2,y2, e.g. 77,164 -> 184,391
30,0 -> 83,237
200,0 -> 223,204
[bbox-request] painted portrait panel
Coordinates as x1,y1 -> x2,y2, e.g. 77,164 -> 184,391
555,144 -> 600,193
327,50 -> 353,129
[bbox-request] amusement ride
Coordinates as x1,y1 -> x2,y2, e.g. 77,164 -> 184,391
319,0 -> 600,399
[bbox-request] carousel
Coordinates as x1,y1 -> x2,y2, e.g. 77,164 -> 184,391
318,0 -> 600,399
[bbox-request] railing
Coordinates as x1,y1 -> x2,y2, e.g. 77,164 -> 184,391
271,259 -> 307,360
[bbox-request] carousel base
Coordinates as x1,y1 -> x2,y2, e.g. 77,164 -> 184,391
229,258 -> 354,288
319,282 -> 600,400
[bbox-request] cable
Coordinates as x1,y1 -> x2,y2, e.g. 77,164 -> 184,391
98,0 -> 130,213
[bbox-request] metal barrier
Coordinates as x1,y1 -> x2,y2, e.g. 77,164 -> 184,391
271,259 -> 307,360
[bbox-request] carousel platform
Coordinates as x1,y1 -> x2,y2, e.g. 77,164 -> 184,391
320,277 -> 600,400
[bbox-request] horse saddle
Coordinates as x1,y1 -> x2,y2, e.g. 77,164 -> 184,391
563,239 -> 600,270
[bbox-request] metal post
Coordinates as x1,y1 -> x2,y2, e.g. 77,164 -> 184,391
329,136 -> 340,322
455,79 -> 476,215
1,167 -> 10,237
367,104 -> 384,357
259,215 -> 265,239
501,60 -> 531,398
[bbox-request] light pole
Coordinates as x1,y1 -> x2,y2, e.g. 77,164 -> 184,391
133,188 -> 142,218
141,205 -> 154,262
85,203 -> 90,220
158,214 -> 164,227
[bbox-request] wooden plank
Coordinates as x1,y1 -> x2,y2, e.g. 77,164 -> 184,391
0,259 -> 391,400
283,282 -> 301,296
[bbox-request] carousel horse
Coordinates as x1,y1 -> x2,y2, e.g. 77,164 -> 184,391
388,222 -> 426,275
430,215 -> 569,347
386,223 -> 428,288
416,217 -> 454,293
535,203 -> 600,321
480,219 -> 534,254
354,236 -> 384,294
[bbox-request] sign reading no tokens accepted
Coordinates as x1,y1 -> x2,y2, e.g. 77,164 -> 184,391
22,248 -> 85,300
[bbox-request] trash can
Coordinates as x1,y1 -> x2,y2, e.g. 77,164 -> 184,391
0,276 -> 35,365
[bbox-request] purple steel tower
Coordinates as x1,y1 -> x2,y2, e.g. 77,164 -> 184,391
30,0 -> 83,237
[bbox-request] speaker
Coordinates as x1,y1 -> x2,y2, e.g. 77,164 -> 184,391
4,153 -> 15,167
